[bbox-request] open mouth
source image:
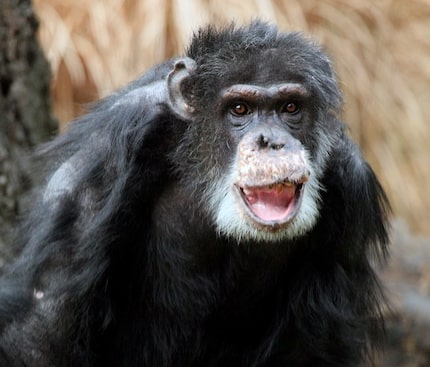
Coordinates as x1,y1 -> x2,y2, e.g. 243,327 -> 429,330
236,181 -> 304,225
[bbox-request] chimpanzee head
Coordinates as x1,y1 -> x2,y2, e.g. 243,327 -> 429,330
165,22 -> 343,242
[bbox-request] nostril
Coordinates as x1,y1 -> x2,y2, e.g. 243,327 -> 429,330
258,135 -> 270,148
271,143 -> 285,150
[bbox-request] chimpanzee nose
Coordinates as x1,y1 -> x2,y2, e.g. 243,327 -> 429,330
257,134 -> 285,151
240,124 -> 301,155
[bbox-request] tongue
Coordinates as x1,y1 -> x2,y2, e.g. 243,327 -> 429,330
243,186 -> 296,222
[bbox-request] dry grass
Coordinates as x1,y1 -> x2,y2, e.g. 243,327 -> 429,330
33,0 -> 430,235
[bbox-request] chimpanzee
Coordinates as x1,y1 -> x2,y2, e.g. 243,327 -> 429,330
0,21 -> 390,367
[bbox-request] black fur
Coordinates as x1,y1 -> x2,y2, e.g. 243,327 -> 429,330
0,22 -> 389,366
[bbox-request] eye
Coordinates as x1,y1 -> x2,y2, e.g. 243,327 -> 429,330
230,102 -> 251,117
282,101 -> 300,115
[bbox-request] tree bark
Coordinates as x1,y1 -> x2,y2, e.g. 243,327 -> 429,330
0,0 -> 57,262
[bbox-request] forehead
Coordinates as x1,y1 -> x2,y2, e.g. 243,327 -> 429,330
218,48 -> 309,87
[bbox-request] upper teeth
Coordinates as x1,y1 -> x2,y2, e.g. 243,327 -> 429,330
269,182 -> 294,190
241,182 -> 296,196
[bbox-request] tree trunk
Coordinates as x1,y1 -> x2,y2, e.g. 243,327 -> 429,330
0,0 -> 57,263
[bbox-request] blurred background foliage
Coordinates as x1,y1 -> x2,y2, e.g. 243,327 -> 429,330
32,0 -> 430,236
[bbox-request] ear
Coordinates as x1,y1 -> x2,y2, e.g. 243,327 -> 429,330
167,57 -> 196,120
